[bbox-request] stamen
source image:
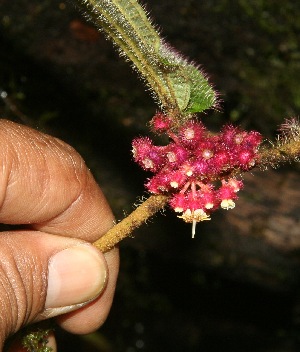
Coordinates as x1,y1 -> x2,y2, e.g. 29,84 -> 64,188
184,128 -> 195,140
202,149 -> 214,159
142,158 -> 154,169
220,199 -> 235,210
192,219 -> 197,238
167,152 -> 176,162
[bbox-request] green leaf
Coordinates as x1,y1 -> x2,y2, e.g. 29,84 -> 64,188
184,65 -> 217,113
166,70 -> 191,111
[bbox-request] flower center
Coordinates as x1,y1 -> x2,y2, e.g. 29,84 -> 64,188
184,128 -> 195,140
202,149 -> 214,159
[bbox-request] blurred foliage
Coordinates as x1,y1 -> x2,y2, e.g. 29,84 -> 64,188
147,0 -> 300,135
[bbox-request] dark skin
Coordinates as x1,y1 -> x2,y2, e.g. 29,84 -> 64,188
0,120 -> 119,351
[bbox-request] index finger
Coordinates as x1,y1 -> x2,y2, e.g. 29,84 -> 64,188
0,119 -> 114,241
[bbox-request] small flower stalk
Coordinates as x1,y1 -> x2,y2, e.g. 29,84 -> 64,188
132,113 -> 262,237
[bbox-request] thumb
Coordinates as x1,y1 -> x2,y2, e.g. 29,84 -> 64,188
0,230 -> 107,347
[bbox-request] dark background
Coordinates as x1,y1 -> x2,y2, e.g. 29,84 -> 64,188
1,0 -> 300,351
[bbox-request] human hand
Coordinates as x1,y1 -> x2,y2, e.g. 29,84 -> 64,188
0,120 -> 119,351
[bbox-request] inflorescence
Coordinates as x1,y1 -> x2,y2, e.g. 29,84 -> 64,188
132,113 -> 262,237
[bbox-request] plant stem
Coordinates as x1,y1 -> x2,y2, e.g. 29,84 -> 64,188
259,139 -> 300,167
80,0 -> 217,118
93,194 -> 169,252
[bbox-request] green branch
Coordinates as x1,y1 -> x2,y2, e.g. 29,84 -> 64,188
81,0 -> 218,121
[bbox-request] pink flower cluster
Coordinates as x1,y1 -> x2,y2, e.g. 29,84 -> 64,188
132,113 -> 262,234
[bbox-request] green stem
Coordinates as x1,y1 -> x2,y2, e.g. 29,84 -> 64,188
80,0 -> 218,118
82,0 -> 179,113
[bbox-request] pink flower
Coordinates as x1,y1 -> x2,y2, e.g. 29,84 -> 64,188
132,113 -> 262,234
150,112 -> 173,133
178,120 -> 206,149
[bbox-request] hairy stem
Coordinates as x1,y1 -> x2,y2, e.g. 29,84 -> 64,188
259,139 -> 300,167
80,0 -> 217,119
93,194 -> 169,252
81,0 -> 179,113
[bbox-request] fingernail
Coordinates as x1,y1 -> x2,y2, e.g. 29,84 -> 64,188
45,245 -> 107,310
